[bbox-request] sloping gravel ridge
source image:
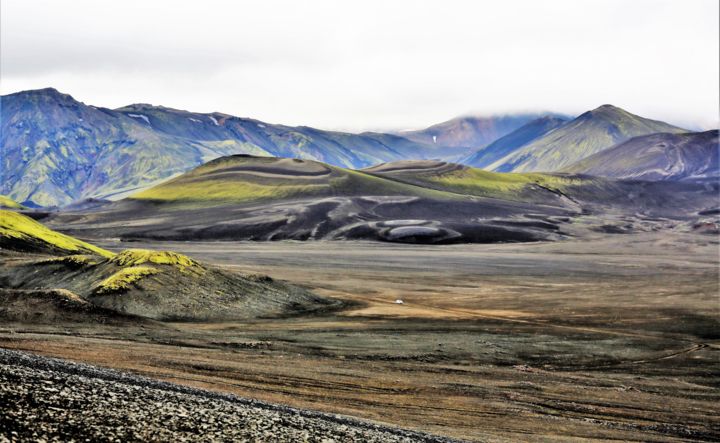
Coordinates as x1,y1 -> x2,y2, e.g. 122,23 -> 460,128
0,348 -> 464,442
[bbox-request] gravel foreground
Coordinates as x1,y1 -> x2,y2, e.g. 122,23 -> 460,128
0,348 -> 461,442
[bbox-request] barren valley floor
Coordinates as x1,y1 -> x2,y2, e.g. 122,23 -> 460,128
1,231 -> 718,441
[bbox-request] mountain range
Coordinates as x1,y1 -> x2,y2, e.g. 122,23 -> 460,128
2,88 -> 715,208
1,88 -> 555,207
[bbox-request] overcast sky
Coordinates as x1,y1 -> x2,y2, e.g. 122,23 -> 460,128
1,0 -> 718,131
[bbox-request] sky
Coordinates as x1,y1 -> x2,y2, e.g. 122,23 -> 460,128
1,0 -> 718,131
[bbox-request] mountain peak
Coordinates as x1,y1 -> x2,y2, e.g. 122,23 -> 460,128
11,87 -> 62,96
590,104 -> 626,114
534,115 -> 567,124
575,104 -> 631,122
6,87 -> 78,104
596,104 -> 621,110
119,103 -> 156,111
35,87 -> 61,94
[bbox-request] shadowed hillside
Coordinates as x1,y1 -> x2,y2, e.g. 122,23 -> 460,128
563,130 -> 719,180
462,116 -> 567,168
397,113 -> 568,157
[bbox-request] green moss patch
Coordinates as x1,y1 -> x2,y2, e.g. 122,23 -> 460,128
131,179 -> 325,204
0,195 -> 25,209
110,249 -> 202,272
94,266 -> 160,294
0,210 -> 114,258
426,167 -> 600,200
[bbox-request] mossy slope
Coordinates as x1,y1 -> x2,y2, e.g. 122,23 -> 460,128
0,195 -> 25,209
131,155 -> 456,206
0,239 -> 338,321
94,266 -> 160,295
109,249 -> 201,269
0,210 -> 113,257
365,160 -> 608,204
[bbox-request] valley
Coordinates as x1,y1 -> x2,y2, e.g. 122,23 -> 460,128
1,232 -> 718,441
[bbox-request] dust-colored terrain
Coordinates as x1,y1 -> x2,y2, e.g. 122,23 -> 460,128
1,231 -> 718,441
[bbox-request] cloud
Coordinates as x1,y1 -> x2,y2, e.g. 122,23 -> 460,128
1,0 -> 718,130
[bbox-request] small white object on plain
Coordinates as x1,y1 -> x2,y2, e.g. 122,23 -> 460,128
395,299 -> 404,304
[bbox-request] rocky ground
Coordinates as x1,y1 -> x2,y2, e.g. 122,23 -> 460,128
1,232 -> 717,441
0,348 -> 458,442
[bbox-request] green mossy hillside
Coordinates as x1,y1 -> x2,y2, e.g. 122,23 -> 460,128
0,210 -> 114,258
94,266 -> 160,295
130,156 -> 457,206
428,167 -> 601,197
0,195 -> 25,209
109,249 -> 202,271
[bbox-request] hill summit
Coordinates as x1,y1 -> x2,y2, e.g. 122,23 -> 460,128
487,105 -> 686,172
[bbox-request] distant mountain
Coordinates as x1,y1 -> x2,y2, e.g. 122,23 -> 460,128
487,105 -> 687,173
1,88 -> 254,207
461,116 -> 567,168
0,88 -> 437,207
563,130 -> 719,181
397,113 -> 567,157
114,104 -> 438,168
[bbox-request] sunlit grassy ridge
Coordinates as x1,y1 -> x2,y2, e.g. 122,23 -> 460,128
329,168 -> 457,199
110,249 -> 201,271
367,163 -> 602,203
132,156 -> 327,203
427,167 -> 599,198
0,210 -> 114,257
0,195 -> 25,209
94,265 -> 160,294
131,156 -> 459,205
428,168 -> 534,196
133,179 -> 327,203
